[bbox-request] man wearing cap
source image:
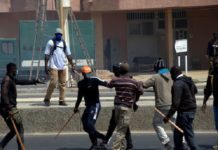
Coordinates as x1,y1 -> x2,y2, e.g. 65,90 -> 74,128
44,28 -> 75,106
143,58 -> 177,150
74,66 -> 108,150
206,32 -> 218,73
107,62 -> 143,150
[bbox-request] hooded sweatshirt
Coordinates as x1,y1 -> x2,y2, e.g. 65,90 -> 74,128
167,75 -> 197,117
143,68 -> 173,107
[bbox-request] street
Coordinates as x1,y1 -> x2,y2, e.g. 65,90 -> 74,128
0,133 -> 217,150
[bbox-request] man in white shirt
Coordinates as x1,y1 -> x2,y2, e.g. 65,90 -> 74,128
44,28 -> 75,106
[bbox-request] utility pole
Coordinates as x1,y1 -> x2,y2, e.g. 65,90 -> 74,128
59,0 -> 65,39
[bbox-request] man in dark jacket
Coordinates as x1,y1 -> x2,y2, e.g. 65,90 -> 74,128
74,66 -> 107,150
206,32 -> 218,73
202,56 -> 218,149
0,63 -> 44,150
107,62 -> 143,150
164,66 -> 199,150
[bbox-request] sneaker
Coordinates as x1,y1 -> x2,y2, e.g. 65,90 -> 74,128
163,142 -> 172,150
98,142 -> 107,150
59,100 -> 67,106
44,99 -> 50,106
89,145 -> 98,150
103,137 -> 112,145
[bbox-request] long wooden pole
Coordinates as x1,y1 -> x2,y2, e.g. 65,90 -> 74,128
154,107 -> 184,134
11,119 -> 26,150
55,112 -> 75,138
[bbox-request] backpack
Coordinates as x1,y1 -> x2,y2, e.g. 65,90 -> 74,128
50,38 -> 66,55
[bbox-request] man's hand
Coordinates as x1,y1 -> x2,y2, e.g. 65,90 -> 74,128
74,107 -> 79,113
163,116 -> 169,124
133,103 -> 138,112
201,103 -> 207,113
37,77 -> 46,84
71,64 -> 76,73
45,66 -> 50,75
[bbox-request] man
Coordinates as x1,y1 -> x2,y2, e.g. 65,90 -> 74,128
74,66 -> 107,150
44,28 -> 75,106
103,63 -> 136,150
202,57 -> 218,149
164,66 -> 199,150
107,62 -> 143,150
0,63 -> 44,150
143,58 -> 176,150
206,32 -> 218,73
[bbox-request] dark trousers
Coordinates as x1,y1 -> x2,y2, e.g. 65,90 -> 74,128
0,113 -> 24,150
82,103 -> 105,146
174,112 -> 199,150
105,109 -> 133,149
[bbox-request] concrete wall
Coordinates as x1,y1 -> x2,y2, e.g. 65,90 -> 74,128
187,7 -> 218,69
83,0 -> 218,12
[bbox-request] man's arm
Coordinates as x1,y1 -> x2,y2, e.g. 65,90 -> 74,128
95,77 -> 108,87
167,83 -> 183,118
74,86 -> 83,113
2,76 -> 12,110
202,76 -> 212,112
66,55 -> 76,72
45,55 -> 50,75
15,78 -> 45,85
143,76 -> 155,89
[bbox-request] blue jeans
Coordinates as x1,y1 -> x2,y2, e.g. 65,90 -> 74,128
174,112 -> 199,150
214,106 -> 218,131
82,103 -> 105,146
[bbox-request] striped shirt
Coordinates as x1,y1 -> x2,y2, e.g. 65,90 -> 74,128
108,76 -> 144,108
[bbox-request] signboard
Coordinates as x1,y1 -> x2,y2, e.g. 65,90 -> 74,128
175,39 -> 188,53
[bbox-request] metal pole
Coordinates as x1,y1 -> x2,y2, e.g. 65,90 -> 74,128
178,55 -> 181,67
185,54 -> 188,75
59,0 -> 64,39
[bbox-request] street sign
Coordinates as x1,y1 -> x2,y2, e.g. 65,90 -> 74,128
175,39 -> 188,53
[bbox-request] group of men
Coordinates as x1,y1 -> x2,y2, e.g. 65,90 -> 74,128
0,28 -> 217,150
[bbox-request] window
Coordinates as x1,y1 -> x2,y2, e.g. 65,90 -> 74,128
129,23 -> 141,35
1,42 -> 14,55
142,22 -> 153,35
158,20 -> 165,29
174,19 -> 187,28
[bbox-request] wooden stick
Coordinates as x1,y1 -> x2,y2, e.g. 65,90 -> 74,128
55,112 -> 75,138
154,107 -> 184,134
11,118 -> 26,150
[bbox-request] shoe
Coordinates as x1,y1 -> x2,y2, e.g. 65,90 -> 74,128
98,142 -> 107,150
103,137 -> 111,145
126,148 -> 133,150
163,142 -> 172,150
59,100 -> 67,106
182,142 -> 188,150
89,145 -> 98,150
44,99 -> 50,106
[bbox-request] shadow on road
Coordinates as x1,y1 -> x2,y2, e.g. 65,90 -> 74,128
199,145 -> 214,150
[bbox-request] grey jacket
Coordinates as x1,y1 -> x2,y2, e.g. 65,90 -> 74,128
143,69 -> 173,107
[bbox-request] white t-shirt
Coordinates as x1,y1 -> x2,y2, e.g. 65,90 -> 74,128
44,39 -> 71,70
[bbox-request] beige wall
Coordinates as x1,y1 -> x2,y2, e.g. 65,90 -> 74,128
83,0 -> 218,12
187,7 -> 218,69
102,12 -> 127,61
0,0 -> 81,12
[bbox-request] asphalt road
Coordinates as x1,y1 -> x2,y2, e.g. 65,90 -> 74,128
0,133 -> 217,150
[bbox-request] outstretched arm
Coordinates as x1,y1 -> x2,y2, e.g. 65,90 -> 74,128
74,88 -> 83,113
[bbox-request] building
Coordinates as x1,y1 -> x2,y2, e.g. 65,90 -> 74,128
0,0 -> 218,73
